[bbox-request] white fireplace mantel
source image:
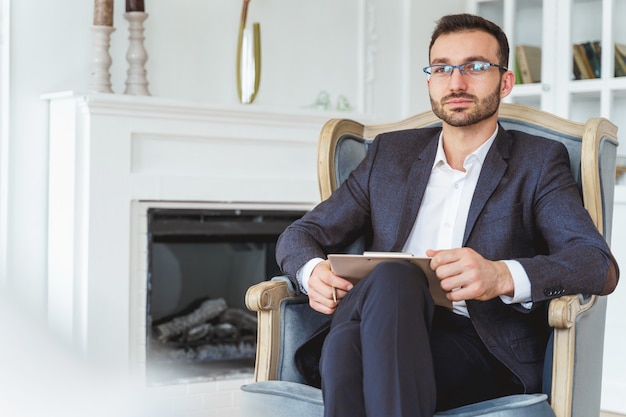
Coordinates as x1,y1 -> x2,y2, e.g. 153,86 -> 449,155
44,91 -> 349,372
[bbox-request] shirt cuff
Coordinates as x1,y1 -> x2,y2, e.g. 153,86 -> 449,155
499,260 -> 533,309
295,257 -> 325,294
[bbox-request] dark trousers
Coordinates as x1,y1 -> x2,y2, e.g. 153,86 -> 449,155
319,262 -> 522,417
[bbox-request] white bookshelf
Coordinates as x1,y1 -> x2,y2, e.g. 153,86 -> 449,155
466,0 -> 626,156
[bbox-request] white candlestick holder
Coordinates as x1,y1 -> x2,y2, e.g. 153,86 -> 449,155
124,12 -> 150,96
89,25 -> 115,93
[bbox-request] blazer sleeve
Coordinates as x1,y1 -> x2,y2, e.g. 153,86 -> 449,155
510,139 -> 619,301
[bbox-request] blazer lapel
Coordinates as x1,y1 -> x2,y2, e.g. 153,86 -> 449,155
463,126 -> 510,245
392,130 -> 440,251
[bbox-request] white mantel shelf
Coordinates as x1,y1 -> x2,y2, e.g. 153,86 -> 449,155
42,91 -> 360,128
44,91 -> 351,372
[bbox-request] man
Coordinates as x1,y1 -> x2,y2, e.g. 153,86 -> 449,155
275,13 -> 619,417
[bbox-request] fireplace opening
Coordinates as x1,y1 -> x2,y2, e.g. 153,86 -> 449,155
145,207 -> 305,385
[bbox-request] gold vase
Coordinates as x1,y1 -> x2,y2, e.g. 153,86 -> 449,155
237,22 -> 261,104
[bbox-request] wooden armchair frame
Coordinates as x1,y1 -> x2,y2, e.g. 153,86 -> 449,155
246,103 -> 618,417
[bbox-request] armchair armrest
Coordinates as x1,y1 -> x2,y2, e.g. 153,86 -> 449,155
548,294 -> 596,329
548,294 -> 606,417
246,276 -> 300,381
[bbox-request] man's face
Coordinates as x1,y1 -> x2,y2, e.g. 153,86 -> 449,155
427,30 -> 510,128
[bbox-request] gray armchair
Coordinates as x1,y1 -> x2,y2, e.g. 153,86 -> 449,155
241,103 -> 619,417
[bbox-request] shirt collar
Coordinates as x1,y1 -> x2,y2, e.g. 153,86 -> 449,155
433,125 -> 499,170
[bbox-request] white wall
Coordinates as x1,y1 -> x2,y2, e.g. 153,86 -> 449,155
5,0 -> 94,316
603,186 -> 626,414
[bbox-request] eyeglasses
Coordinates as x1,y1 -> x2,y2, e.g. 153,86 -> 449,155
423,61 -> 508,79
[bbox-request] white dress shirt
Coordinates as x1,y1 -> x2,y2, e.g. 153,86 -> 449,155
296,127 -> 532,316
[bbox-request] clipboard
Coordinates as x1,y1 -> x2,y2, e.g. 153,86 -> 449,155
327,252 -> 451,308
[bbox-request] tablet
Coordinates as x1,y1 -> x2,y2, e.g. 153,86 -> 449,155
328,252 -> 451,308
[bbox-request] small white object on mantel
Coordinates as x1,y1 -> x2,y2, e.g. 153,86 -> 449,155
88,25 -> 115,93
124,12 -> 150,96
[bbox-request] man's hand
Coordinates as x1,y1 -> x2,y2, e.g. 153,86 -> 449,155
307,260 -> 353,314
426,248 -> 514,302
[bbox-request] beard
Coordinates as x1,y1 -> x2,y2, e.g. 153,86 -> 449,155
430,83 -> 501,127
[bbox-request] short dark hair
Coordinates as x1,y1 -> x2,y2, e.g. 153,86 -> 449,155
429,14 -> 509,67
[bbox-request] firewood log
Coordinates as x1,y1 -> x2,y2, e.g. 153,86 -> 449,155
220,308 -> 257,333
155,298 -> 227,342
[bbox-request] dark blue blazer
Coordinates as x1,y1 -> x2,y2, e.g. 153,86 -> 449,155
276,125 -> 618,393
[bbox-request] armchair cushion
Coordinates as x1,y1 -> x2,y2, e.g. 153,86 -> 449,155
241,381 -> 323,417
241,381 -> 555,417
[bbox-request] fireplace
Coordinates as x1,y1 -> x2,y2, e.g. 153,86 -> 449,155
145,207 -> 305,385
45,92 -> 332,414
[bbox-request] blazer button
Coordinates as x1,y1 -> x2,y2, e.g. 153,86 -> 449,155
544,286 -> 565,297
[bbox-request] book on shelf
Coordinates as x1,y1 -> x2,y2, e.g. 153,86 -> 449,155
515,45 -> 541,84
572,54 -> 582,80
584,41 -> 602,78
573,42 -> 596,79
513,58 -> 523,84
616,43 -> 626,78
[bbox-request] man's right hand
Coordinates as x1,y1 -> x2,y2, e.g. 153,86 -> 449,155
307,260 -> 353,314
